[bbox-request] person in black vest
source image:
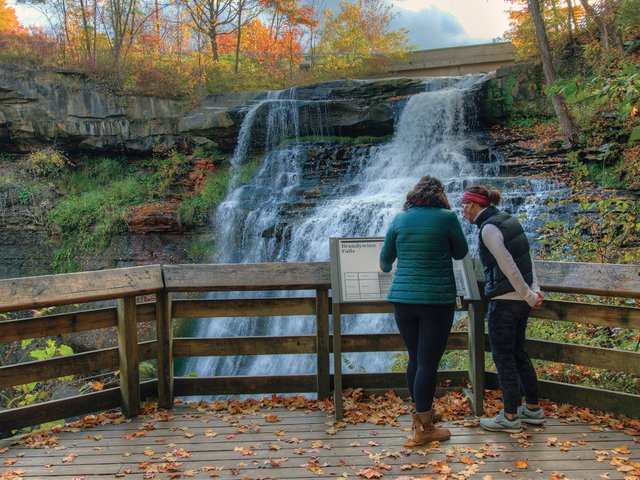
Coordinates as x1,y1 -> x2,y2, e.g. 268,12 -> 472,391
461,184 -> 546,433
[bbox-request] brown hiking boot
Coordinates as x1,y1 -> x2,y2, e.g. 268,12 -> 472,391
409,402 -> 443,423
405,411 -> 451,446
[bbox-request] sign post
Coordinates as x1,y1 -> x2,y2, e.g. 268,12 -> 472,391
329,237 -> 483,419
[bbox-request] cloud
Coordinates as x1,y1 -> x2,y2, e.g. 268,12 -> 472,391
309,0 -> 493,50
392,5 -> 490,50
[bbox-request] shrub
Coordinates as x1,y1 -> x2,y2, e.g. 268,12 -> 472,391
178,169 -> 230,227
146,151 -> 190,198
26,147 -> 69,177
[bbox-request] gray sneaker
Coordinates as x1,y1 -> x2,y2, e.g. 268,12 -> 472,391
480,411 -> 522,433
517,405 -> 546,425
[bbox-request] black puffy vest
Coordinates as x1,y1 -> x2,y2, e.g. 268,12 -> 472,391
476,206 -> 533,299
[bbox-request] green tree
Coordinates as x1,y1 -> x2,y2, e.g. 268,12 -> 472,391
317,0 -> 409,73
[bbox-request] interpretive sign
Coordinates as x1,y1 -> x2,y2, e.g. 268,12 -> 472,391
329,238 -> 392,302
329,237 -> 480,304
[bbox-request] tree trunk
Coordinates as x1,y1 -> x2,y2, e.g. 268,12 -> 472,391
528,0 -> 580,147
78,0 -> 93,61
566,0 -> 575,45
578,0 -> 625,55
234,7 -> 242,74
211,34 -> 219,61
154,0 -> 161,37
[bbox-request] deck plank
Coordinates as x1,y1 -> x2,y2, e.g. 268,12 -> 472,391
0,404 -> 637,479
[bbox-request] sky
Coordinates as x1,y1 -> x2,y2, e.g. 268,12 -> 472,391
8,0 -> 513,50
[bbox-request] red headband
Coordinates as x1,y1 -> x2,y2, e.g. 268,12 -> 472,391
462,191 -> 491,207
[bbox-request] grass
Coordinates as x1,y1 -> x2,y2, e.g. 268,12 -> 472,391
178,158 -> 262,228
587,162 -> 624,189
48,157 -> 155,272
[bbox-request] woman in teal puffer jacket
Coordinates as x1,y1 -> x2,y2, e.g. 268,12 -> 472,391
380,175 -> 468,446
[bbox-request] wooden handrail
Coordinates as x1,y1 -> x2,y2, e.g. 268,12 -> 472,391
162,262 -> 331,292
2,260 -> 638,312
0,260 -> 639,432
0,265 -> 164,313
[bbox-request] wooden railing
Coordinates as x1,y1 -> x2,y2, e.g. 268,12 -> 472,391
0,261 -> 638,433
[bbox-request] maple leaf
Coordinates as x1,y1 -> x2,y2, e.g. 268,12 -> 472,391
357,467 -> 383,478
614,445 -> 631,454
432,461 -> 451,474
459,457 -> 474,465
234,446 -> 255,456
265,457 -> 289,467
204,429 -> 218,438
268,443 -> 281,450
62,453 -> 78,463
263,414 -> 281,422
515,458 -> 529,469
172,448 -> 192,458
3,458 -> 17,466
0,448 -> 8,454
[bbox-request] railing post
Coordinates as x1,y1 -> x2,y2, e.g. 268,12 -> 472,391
156,291 -> 174,409
332,302 -> 343,420
315,288 -> 330,401
117,296 -> 140,417
467,300 -> 485,416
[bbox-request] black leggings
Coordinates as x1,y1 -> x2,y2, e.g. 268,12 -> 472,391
393,303 -> 455,413
487,299 -> 539,414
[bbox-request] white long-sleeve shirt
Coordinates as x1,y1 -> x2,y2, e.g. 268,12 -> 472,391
480,223 -> 540,308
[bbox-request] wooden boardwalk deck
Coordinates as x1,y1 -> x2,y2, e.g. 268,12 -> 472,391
1,401 -> 639,480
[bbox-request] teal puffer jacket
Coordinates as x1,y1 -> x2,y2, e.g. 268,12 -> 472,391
380,206 -> 469,304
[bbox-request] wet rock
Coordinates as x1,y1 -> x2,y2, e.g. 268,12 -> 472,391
125,201 -> 182,234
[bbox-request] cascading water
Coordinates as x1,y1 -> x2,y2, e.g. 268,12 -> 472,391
182,75 -> 564,383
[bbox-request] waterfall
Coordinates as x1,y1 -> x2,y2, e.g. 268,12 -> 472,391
182,75 -> 563,383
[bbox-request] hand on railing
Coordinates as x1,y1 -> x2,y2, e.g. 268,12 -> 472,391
534,291 -> 545,309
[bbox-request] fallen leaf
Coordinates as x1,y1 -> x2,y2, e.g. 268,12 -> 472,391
613,446 -> 630,454
357,467 -> 383,478
515,458 -> 528,469
62,453 -> 78,463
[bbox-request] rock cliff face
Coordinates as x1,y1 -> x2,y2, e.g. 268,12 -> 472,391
0,65 -> 186,152
0,64 -> 427,154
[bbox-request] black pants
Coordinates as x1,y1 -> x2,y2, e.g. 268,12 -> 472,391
393,303 -> 454,413
487,299 -> 539,414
